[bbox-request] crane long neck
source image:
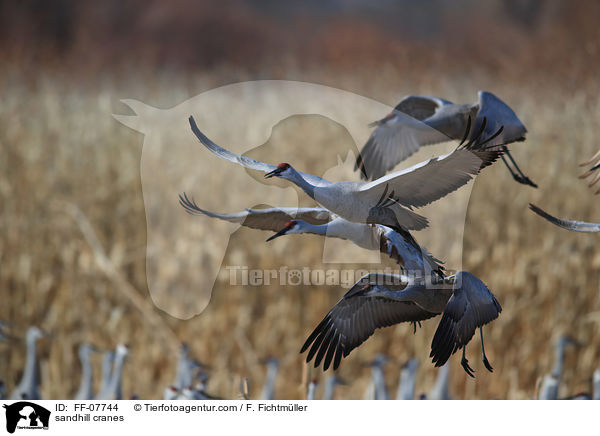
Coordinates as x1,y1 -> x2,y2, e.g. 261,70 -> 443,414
285,169 -> 315,199
261,363 -> 278,400
76,353 -> 93,399
299,222 -> 329,237
99,354 -> 113,394
431,363 -> 450,399
299,221 -> 366,245
371,365 -> 388,400
22,333 -> 39,390
593,370 -> 600,400
174,352 -> 192,389
323,378 -> 338,400
552,341 -> 566,377
108,352 -> 126,399
397,364 -> 417,400
539,375 -> 559,400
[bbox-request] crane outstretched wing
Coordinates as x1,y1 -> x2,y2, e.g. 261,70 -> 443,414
393,95 -> 454,121
356,96 -> 453,180
529,204 -> 600,233
301,275 -> 439,371
358,144 -> 502,209
356,116 -> 450,180
179,193 -> 333,231
189,116 -> 331,188
579,148 -> 600,193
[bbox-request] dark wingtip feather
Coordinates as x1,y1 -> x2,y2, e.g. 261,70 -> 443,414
314,329 -> 336,368
354,153 -> 362,171
357,156 -> 369,180
458,115 -> 472,146
430,314 -> 458,367
306,328 -> 329,363
300,315 -> 331,354
322,336 -> 339,371
188,115 -> 201,138
333,345 -> 343,370
178,192 -> 201,216
493,296 -> 502,314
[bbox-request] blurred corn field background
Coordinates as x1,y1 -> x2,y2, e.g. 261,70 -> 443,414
1,0 -> 600,400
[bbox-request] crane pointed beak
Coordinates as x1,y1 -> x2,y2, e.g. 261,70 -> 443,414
264,169 -> 280,179
266,227 -> 289,242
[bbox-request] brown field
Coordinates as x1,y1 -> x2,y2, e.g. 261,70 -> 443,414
1,1 -> 600,400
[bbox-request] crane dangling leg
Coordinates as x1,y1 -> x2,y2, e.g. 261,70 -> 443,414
480,327 -> 494,372
411,321 -> 422,334
461,347 -> 475,378
500,155 -> 523,184
501,146 -> 537,188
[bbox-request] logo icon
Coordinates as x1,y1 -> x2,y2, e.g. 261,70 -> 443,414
3,402 -> 50,434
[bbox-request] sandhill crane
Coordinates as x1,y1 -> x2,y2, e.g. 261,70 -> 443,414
538,335 -> 579,400
239,377 -> 250,400
96,344 -> 128,400
194,371 -> 208,393
593,369 -> 600,400
307,379 -> 318,400
363,381 -> 375,400
428,362 -> 452,400
172,343 -> 206,390
174,384 -> 218,400
164,386 -> 180,400
173,343 -> 192,390
74,344 -> 96,400
259,357 -> 279,400
369,354 -> 390,400
10,326 -> 45,400
529,204 -> 600,232
429,272 -> 502,377
322,375 -> 345,400
0,321 -> 12,342
579,149 -> 600,194
355,91 -> 535,187
178,386 -> 197,400
188,372 -> 222,400
189,116 -> 503,232
178,196 -> 444,277
552,336 -> 579,377
97,350 -> 114,398
538,374 -> 559,400
300,271 -> 501,376
396,358 -> 418,400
